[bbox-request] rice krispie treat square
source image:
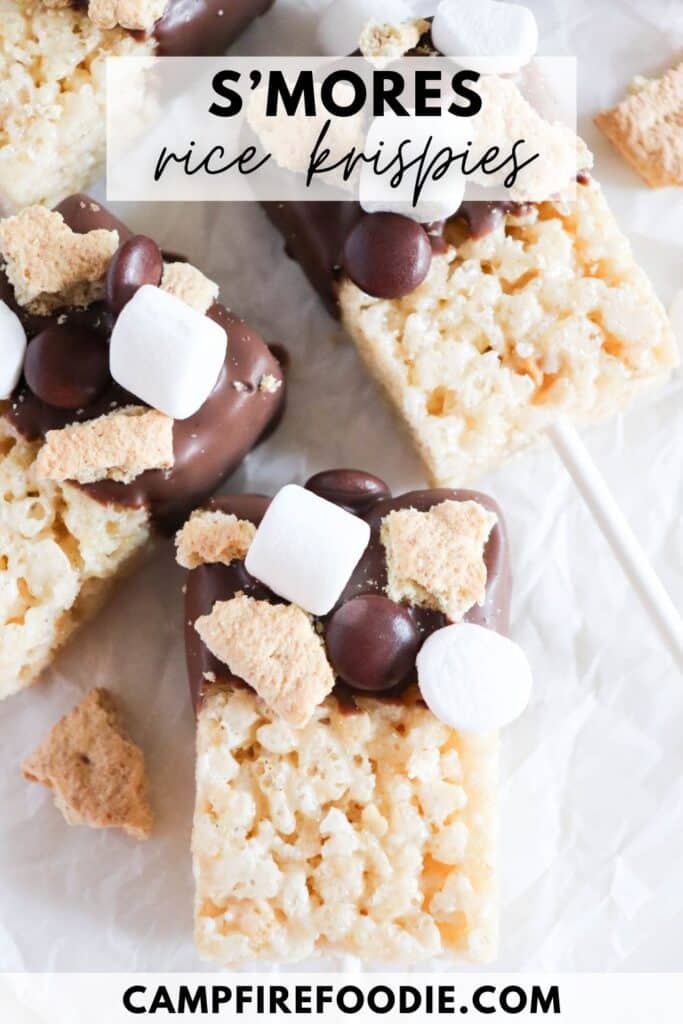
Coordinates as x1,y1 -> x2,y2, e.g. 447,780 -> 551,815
0,0 -> 272,212
182,471 -> 524,965
193,687 -> 497,964
0,196 -> 284,700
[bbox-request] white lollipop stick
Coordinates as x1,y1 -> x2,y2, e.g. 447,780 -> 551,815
548,417 -> 683,671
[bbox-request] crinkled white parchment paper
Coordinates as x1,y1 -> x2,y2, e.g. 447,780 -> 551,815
0,0 -> 681,973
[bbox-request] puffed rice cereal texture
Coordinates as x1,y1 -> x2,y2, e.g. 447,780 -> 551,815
339,179 -> 678,486
193,686 -> 497,966
0,1 -> 154,212
0,414 -> 151,700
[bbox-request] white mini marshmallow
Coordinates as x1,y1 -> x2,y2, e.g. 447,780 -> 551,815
0,300 -> 27,400
432,0 -> 538,75
245,484 -> 370,616
359,110 -> 468,222
317,0 -> 414,56
109,285 -> 227,421
416,622 -> 532,732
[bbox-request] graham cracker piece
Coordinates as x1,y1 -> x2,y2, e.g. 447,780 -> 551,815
359,18 -> 429,60
195,594 -> 335,728
0,206 -> 118,314
595,61 -> 683,187
36,406 -> 174,485
22,688 -> 152,839
381,500 -> 496,621
259,374 -> 282,394
161,262 -> 219,314
175,510 -> 256,569
87,0 -> 167,31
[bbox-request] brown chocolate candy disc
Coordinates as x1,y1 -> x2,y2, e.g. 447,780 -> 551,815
106,235 -> 163,316
342,213 -> 432,299
24,325 -> 111,410
306,468 -> 390,514
325,594 -> 421,692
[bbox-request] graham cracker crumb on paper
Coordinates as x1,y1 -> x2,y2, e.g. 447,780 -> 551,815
0,206 -> 118,314
195,594 -> 335,728
359,18 -> 429,60
595,61 -> 683,187
161,261 -> 219,314
175,510 -> 256,569
382,500 -> 496,621
87,0 -> 167,32
22,688 -> 153,839
36,406 -> 174,485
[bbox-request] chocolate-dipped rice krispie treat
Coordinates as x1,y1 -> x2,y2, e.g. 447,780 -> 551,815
0,0 -> 272,211
0,195 -> 284,700
179,470 -> 532,965
266,7 -> 677,487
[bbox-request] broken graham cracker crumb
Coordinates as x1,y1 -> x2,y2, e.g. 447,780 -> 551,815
36,406 -> 174,485
359,17 -> 429,60
595,60 -> 683,187
195,594 -> 335,728
175,510 -> 256,569
87,0 -> 167,32
259,374 -> 282,394
161,261 -> 219,314
0,206 -> 118,314
22,688 -> 152,840
381,500 -> 496,622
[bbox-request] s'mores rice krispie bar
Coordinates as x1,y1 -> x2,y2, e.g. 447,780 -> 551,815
265,15 -> 678,488
0,194 -> 285,700
0,0 -> 272,212
180,470 -> 532,965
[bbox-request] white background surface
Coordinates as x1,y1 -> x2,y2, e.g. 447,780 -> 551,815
0,0 -> 681,972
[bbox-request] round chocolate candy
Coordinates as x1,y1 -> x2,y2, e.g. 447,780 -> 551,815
24,325 -> 110,409
106,234 -> 163,315
342,213 -> 432,299
306,469 -> 390,515
325,594 -> 421,692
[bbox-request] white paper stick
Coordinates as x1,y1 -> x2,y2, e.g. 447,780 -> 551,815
548,417 -> 683,671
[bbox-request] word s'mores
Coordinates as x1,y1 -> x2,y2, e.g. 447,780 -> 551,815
0,0 -> 273,211
179,470 -> 532,965
266,9 -> 678,487
0,195 -> 284,700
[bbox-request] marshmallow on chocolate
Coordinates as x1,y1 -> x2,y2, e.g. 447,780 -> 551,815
360,110 -> 468,223
432,0 -> 538,76
416,622 -> 532,732
245,484 -> 370,616
109,284 -> 227,420
0,300 -> 27,400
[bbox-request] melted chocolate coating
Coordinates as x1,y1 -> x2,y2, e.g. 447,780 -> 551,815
263,198 -> 530,315
153,0 -> 274,57
3,197 -> 285,534
184,471 -> 511,713
69,0 -> 273,56
263,20 -> 577,312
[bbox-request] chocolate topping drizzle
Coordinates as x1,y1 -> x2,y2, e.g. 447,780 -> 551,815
2,196 -> 285,534
184,470 -> 511,714
152,0 -> 274,57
